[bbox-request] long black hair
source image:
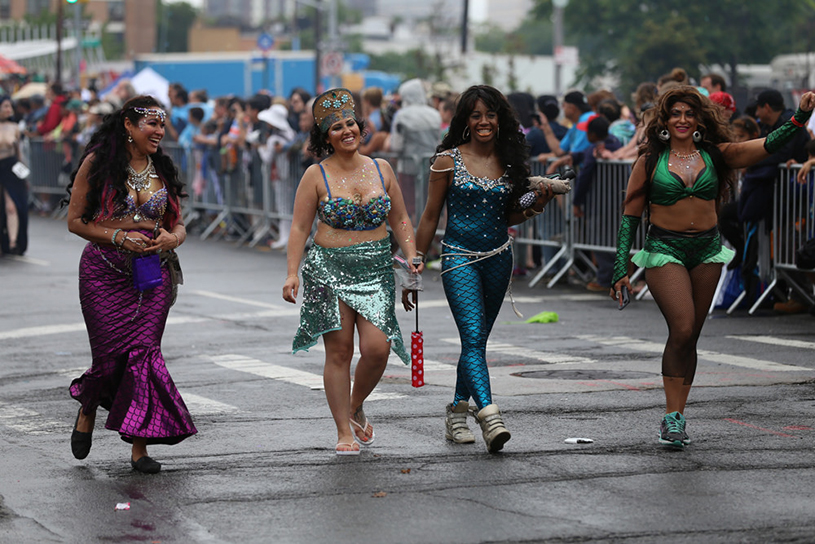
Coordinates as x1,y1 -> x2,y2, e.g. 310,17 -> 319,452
439,85 -> 531,213
62,95 -> 185,226
629,86 -> 734,206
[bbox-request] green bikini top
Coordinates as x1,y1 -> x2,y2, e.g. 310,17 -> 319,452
650,149 -> 718,206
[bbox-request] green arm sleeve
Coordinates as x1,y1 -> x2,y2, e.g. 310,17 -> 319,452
763,108 -> 812,155
612,215 -> 641,286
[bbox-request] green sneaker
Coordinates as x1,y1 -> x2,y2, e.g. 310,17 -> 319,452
659,411 -> 685,448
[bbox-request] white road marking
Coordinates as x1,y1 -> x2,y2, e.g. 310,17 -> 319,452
183,393 -> 240,415
211,353 -> 407,400
2,255 -> 50,266
726,335 -> 815,350
440,337 -> 597,365
211,354 -> 325,390
191,290 -> 286,310
0,402 -> 57,435
577,335 -> 808,372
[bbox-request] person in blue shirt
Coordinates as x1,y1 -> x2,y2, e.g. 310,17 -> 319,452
537,90 -> 593,166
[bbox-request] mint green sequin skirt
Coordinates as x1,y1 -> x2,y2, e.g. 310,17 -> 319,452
292,237 -> 409,364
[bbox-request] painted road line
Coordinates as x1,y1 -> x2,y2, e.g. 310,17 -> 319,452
3,255 -> 50,266
211,354 -> 325,390
308,343 -> 456,371
578,335 -> 807,372
183,393 -> 240,415
0,402 -> 57,435
211,353 -> 408,401
726,335 -> 815,350
440,337 -> 597,365
191,290 -> 287,310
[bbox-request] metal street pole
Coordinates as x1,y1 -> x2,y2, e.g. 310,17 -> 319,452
461,0 -> 469,54
56,0 -> 63,85
553,0 -> 565,97
73,5 -> 83,89
314,0 -> 322,94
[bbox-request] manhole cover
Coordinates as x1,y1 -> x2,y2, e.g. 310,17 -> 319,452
512,369 -> 655,380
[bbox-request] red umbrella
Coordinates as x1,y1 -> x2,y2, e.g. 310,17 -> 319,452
0,55 -> 26,75
411,292 -> 424,388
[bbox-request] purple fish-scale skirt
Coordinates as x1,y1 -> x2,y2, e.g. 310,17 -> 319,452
69,242 -> 197,445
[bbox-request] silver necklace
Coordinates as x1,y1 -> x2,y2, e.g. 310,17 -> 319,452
126,156 -> 156,192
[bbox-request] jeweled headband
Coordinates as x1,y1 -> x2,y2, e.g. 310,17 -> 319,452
312,88 -> 355,133
131,107 -> 166,123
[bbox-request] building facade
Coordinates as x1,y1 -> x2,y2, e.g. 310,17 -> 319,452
0,0 -> 156,58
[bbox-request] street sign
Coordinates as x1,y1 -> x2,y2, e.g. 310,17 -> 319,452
257,33 -> 274,52
321,52 -> 343,77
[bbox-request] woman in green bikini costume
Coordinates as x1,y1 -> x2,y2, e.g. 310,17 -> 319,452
283,89 -> 421,456
611,86 -> 815,448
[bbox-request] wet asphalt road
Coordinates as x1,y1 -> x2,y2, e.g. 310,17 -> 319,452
1,215 -> 814,544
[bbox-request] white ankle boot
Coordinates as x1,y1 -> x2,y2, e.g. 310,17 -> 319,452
475,404 -> 511,453
445,401 -> 475,443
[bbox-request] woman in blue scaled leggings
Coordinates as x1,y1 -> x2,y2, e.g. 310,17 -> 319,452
410,85 -> 555,453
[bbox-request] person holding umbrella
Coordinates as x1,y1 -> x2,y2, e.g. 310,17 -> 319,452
408,85 -> 559,453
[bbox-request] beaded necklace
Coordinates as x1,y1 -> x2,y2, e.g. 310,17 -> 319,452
126,156 -> 157,192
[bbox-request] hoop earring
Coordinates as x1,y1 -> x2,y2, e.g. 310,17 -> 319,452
692,130 -> 702,143
462,126 -> 470,140
658,128 -> 670,142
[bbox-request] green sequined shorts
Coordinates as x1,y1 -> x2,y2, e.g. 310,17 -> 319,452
292,237 -> 408,365
632,225 -> 734,270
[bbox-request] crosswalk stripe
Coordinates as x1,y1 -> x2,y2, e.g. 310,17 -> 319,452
726,335 -> 815,350
191,290 -> 288,310
577,335 -> 807,372
441,337 -> 597,365
210,354 -> 325,390
0,402 -> 57,435
209,353 -> 408,400
183,393 -> 240,415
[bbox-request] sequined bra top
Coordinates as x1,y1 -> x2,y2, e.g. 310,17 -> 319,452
437,147 -> 513,250
650,149 -> 718,206
316,159 -> 391,231
110,186 -> 169,221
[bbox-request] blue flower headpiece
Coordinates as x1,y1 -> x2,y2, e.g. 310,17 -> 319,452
313,88 -> 356,133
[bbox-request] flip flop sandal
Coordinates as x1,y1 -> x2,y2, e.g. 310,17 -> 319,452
349,417 -> 375,446
335,442 -> 360,456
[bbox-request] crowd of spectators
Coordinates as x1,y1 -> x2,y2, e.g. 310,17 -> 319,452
4,70 -> 813,316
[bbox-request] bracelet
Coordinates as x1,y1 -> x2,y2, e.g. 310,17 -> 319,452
171,232 -> 181,248
111,228 -> 123,247
286,274 -> 298,279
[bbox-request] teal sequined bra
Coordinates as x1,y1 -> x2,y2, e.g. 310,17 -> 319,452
316,159 -> 391,231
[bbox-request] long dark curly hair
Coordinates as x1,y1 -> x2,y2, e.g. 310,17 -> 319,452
439,85 -> 531,213
631,86 -> 734,205
62,95 -> 185,227
307,117 -> 367,157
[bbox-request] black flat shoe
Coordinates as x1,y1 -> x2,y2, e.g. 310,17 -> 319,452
131,456 -> 161,474
71,408 -> 93,460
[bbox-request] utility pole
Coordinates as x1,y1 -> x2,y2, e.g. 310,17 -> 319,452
314,0 -> 322,93
461,0 -> 468,54
56,0 -> 63,84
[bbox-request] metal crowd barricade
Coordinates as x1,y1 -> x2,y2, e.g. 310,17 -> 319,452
526,158 -> 645,289
762,165 -> 815,309
25,137 -> 71,216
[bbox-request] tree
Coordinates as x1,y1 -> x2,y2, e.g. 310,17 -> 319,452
530,0 -> 815,96
156,1 -> 198,53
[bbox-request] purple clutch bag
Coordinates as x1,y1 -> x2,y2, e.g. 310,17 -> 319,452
132,253 -> 163,291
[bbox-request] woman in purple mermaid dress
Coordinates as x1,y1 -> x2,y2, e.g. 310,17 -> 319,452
64,96 -> 196,474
